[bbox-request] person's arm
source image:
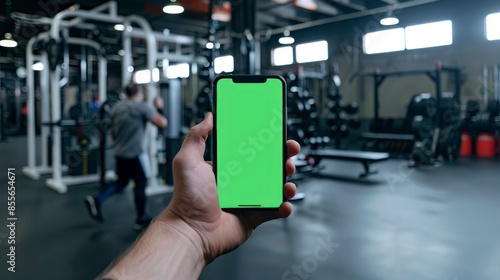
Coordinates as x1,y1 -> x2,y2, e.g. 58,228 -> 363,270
99,214 -> 205,280
151,113 -> 167,129
99,113 -> 300,279
144,98 -> 167,129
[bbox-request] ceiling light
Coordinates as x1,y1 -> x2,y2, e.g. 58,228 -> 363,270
163,0 -> 184,14
114,24 -> 133,32
114,24 -> 125,31
206,42 -> 214,49
380,12 -> 399,26
279,30 -> 295,45
0,33 -> 18,48
32,62 -> 44,71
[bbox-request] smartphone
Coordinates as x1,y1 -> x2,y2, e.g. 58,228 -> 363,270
213,75 -> 287,210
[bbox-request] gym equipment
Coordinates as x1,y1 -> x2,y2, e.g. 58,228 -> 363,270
307,150 -> 390,178
367,93 -> 439,140
461,98 -> 500,156
160,79 -> 184,185
437,128 -> 461,161
476,133 -> 496,158
472,101 -> 500,133
353,62 -> 462,164
23,33 -> 107,185
285,70 -> 323,145
327,63 -> 361,148
0,69 -> 28,137
407,93 -> 437,119
298,63 -> 390,178
460,133 -> 472,157
439,92 -> 461,124
411,115 -> 434,140
411,140 -> 434,166
46,38 -> 64,71
361,133 -> 415,154
281,64 -> 389,180
344,103 -> 359,115
22,3 -> 154,193
22,2 -> 201,196
0,106 -> 4,141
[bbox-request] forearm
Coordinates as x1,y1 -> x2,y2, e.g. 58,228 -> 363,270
99,216 -> 205,280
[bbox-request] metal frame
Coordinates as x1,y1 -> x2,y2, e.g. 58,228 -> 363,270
23,2 -> 118,180
23,35 -> 107,190
45,37 -> 107,193
21,1 -> 168,195
47,2 -> 160,193
23,32 -> 53,179
350,62 -> 461,128
23,1 -> 208,195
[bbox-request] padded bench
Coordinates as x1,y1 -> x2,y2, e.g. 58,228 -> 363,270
307,149 -> 390,177
361,132 -> 415,141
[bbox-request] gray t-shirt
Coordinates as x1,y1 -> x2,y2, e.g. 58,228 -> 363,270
110,99 -> 155,158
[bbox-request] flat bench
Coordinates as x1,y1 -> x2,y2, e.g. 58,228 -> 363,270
361,132 -> 415,141
307,149 -> 390,178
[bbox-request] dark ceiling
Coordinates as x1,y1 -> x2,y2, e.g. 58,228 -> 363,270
0,0 -> 433,67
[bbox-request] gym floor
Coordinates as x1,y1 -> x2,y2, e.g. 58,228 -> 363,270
1,137 -> 500,280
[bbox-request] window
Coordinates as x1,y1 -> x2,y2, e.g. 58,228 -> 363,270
296,40 -> 328,63
214,55 -> 234,74
363,28 -> 405,54
272,46 -> 293,66
405,20 -> 453,50
167,63 -> 190,79
486,12 -> 500,41
134,68 -> 160,84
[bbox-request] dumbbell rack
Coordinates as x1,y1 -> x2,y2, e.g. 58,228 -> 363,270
327,65 -> 360,149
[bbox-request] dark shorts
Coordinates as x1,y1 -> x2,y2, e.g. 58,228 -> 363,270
116,156 -> 147,189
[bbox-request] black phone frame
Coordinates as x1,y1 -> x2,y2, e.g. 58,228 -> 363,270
212,74 -> 288,211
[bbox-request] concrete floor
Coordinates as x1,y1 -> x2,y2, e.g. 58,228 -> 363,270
1,136 -> 500,280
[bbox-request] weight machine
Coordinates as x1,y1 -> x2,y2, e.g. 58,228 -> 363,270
23,33 -> 107,190
304,64 -> 390,177
283,64 -> 390,178
351,62 -> 462,163
21,2 -> 161,194
23,1 -> 208,194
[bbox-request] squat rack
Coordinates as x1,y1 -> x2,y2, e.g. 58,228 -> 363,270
23,1 -> 208,194
350,61 -> 461,128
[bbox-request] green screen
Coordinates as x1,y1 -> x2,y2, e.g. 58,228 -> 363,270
216,76 -> 284,208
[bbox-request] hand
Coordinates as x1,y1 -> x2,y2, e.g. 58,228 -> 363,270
157,112 -> 300,264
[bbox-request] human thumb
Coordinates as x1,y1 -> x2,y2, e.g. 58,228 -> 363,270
179,112 -> 213,159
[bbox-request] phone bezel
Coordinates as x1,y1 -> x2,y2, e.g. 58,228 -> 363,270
213,74 -> 287,211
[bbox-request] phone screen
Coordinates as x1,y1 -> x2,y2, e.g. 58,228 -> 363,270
214,75 -> 286,209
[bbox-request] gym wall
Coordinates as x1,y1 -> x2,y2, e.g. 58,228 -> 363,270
262,0 -> 500,119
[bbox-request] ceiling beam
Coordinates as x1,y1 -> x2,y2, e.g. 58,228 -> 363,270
324,0 -> 366,11
375,0 -> 399,4
267,6 -> 312,23
296,1 -> 341,16
150,16 -> 210,36
259,0 -> 295,12
258,12 -> 298,28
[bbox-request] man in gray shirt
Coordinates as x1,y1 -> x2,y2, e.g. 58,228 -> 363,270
85,82 -> 167,230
